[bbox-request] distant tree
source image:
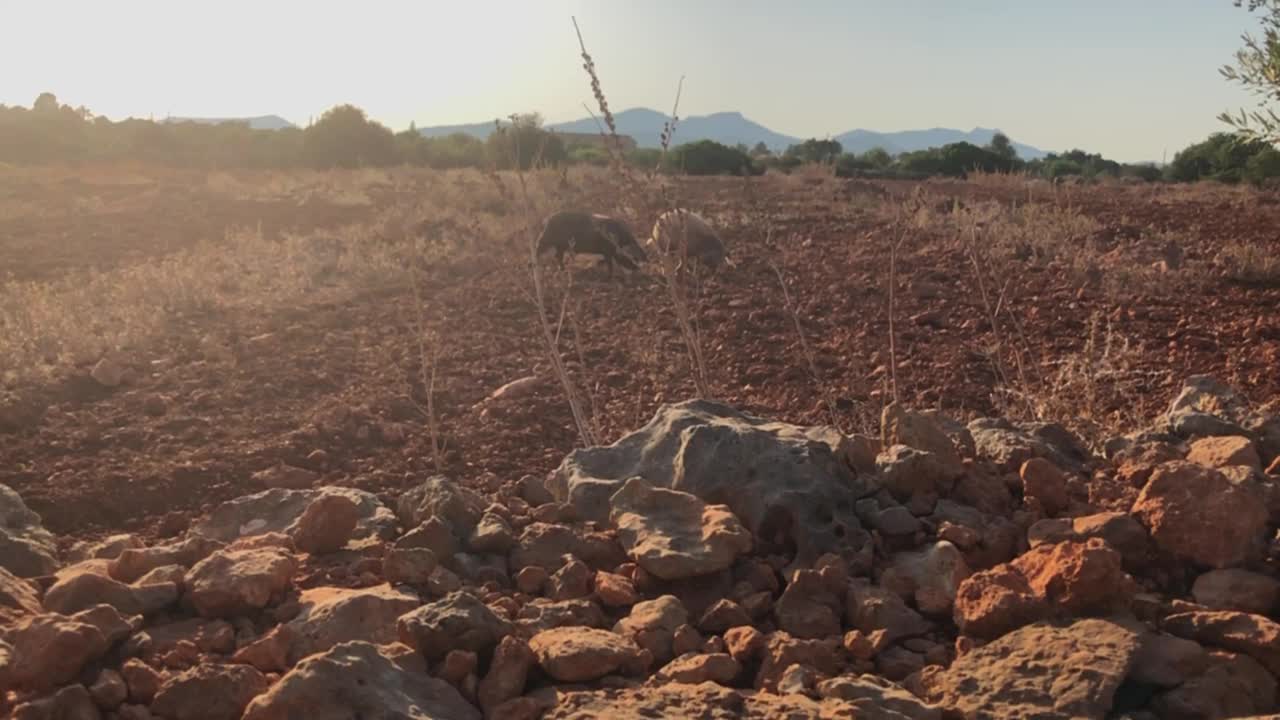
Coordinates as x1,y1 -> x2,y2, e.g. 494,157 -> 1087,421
1220,0 -> 1280,142
862,147 -> 893,169
988,132 -> 1017,161
302,104 -> 397,168
486,113 -> 566,170
33,92 -> 59,113
751,141 -> 771,156
784,138 -> 843,164
671,140 -> 760,175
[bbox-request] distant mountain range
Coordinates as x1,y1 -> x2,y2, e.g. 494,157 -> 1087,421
164,115 -> 295,130
419,107 -> 1050,159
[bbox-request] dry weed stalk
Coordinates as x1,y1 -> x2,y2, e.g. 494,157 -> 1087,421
770,256 -> 842,429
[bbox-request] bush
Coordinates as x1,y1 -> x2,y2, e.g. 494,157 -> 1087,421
785,138 -> 843,164
486,114 -> 566,170
302,104 -> 397,168
670,140 -> 760,175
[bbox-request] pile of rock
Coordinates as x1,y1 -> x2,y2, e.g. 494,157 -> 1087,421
3,375 -> 1280,719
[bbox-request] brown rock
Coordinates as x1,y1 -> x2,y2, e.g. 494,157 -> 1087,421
290,494 -> 360,554
755,631 -> 841,691
953,565 -> 1049,639
515,565 -> 549,594
89,668 -> 129,709
612,595 -> 689,665
121,659 -> 164,704
125,618 -> 236,661
11,684 -> 100,720
1191,568 -> 1280,614
1163,610 -> 1280,676
1131,633 -> 1210,688
724,626 -> 765,663
509,523 -> 579,571
882,404 -> 964,472
926,618 -> 1142,719
775,569 -> 841,639
468,512 -> 515,554
536,682 -> 864,719
656,652 -> 741,685
185,548 -> 296,618
0,566 -> 42,625
671,624 -> 704,657
233,625 -> 295,673
241,641 -> 479,720
44,569 -> 178,617
479,635 -> 535,713
1131,461 -> 1267,569
382,547 -> 438,585
151,663 -> 268,720
395,516 -> 458,558
843,630 -> 877,660
698,599 -> 752,633
547,557 -> 592,601
1011,538 -> 1136,614
109,537 -> 219,584
609,478 -> 752,581
1187,435 -> 1262,472
252,463 -> 318,490
879,541 -> 971,613
877,645 -> 926,681
847,582 -> 931,644
439,649 -> 477,686
593,571 -> 637,607
1151,650 -> 1277,720
427,566 -> 462,596
529,626 -> 646,682
0,612 -> 109,693
1020,458 -> 1070,516
117,704 -> 154,720
515,598 -> 609,634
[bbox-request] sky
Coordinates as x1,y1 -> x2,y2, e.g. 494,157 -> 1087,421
0,0 -> 1267,162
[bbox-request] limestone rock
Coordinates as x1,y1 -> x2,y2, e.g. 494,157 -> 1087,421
397,476 -> 487,536
0,484 -> 59,577
881,403 -> 964,475
241,641 -> 480,720
468,512 -> 515,554
515,598 -> 609,635
609,478 -> 752,581
817,674 -> 943,720
185,548 -> 296,618
549,400 -> 873,568
593,571 -> 638,607
382,547 -> 438,585
847,582 -> 930,645
879,541 -> 971,613
528,626 -> 645,682
877,444 -> 959,501
396,590 -> 512,662
1131,461 -> 1268,569
1130,633 -> 1210,688
774,569 -> 841,639
286,584 -> 419,663
967,418 -> 1090,473
924,618 -> 1142,719
189,487 -> 395,544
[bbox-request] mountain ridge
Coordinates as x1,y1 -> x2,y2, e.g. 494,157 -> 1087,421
419,107 -> 1051,159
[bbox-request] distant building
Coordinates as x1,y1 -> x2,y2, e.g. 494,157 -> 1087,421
556,131 -> 638,152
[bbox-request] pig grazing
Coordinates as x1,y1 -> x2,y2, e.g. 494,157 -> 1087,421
536,210 -> 645,278
647,209 -> 729,271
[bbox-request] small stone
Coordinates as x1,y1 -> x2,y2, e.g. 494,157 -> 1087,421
121,659 -> 164,704
656,652 -> 742,685
89,668 -> 128,709
671,624 -> 704,657
593,571 -> 638,607
776,663 -> 817,694
439,649 -> 478,686
1187,436 -> 1262,472
698,599 -> 752,633
291,494 -> 360,554
515,566 -> 549,595
382,547 -> 438,586
1020,458 -> 1070,516
725,626 -> 765,662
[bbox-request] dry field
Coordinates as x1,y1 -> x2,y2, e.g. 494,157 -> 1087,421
3,164 -> 1279,540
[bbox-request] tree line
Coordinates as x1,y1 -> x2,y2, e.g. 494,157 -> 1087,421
2,93 -> 1278,185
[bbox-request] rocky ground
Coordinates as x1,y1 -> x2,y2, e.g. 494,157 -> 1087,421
4,373 -> 1280,719
4,168 -> 1280,718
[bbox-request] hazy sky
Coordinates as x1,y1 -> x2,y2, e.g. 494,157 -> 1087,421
1,0 -> 1266,161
